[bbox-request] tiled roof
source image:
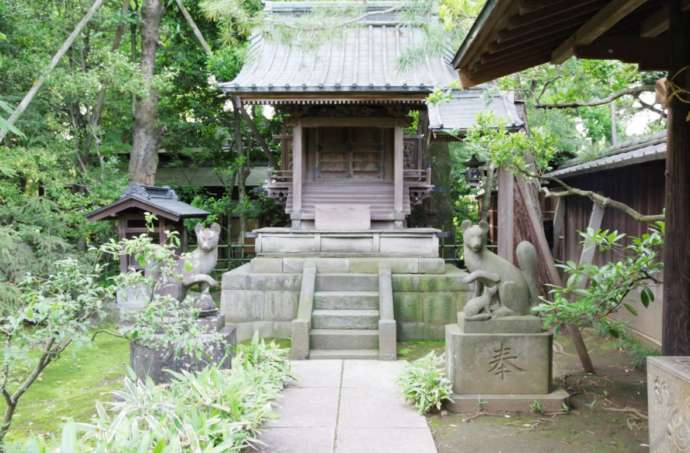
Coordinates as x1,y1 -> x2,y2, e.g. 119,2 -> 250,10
428,89 -> 523,134
219,2 -> 456,96
87,184 -> 209,222
547,133 -> 666,179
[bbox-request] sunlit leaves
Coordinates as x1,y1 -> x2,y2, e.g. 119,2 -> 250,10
533,223 -> 664,334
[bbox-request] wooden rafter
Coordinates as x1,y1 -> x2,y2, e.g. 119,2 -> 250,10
574,35 -> 670,70
640,0 -> 690,38
551,0 -> 649,64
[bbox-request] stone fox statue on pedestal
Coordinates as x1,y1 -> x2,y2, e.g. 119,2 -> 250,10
181,223 -> 220,294
461,220 -> 540,318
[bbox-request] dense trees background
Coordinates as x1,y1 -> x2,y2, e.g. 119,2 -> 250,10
0,0 -> 665,307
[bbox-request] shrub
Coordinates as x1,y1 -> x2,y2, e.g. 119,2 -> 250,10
398,352 -> 453,414
22,335 -> 292,452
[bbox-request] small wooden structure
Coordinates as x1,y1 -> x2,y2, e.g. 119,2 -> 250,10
87,184 -> 209,272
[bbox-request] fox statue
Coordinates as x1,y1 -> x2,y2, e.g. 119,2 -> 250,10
461,220 -> 540,318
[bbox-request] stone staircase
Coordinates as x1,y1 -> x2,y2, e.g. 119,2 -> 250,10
308,273 -> 380,359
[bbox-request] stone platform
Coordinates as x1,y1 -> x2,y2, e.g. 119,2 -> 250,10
253,227 -> 441,257
445,315 -> 568,413
221,259 -> 471,342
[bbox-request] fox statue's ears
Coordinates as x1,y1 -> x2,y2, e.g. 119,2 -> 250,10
210,223 -> 221,235
461,220 -> 489,234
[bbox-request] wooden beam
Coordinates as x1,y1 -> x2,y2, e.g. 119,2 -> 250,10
662,0 -> 690,356
506,0 -> 604,30
551,0 -> 649,64
497,167 -> 515,262
574,35 -> 671,70
291,121 -> 303,229
393,126 -> 404,228
640,0 -> 690,38
551,197 -> 565,258
498,3 -> 603,44
517,0 -> 555,15
576,203 -> 606,288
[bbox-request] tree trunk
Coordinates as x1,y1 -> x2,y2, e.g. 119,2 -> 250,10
129,0 -> 164,185
662,0 -> 690,356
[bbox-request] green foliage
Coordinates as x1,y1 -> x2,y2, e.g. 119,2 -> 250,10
533,223 -> 664,337
397,351 -> 453,414
23,335 -> 292,452
0,258 -> 108,445
97,215 -> 223,358
529,400 -> 544,415
464,112 -> 557,174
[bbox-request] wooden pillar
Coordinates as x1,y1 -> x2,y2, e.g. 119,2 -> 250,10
393,126 -> 404,228
496,167 -> 514,262
662,0 -> 690,356
291,120 -> 303,229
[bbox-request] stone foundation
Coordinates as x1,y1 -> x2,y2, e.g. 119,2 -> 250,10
445,315 -> 568,412
647,356 -> 690,453
221,258 -> 470,342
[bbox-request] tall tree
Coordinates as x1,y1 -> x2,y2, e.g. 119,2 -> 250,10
129,0 -> 165,185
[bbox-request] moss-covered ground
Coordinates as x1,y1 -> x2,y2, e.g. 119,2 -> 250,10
0,333 -> 130,444
428,330 -> 653,453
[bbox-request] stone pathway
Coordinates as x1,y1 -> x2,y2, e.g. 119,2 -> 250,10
257,360 -> 437,453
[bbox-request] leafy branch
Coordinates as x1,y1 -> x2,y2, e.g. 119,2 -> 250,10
534,84 -> 657,110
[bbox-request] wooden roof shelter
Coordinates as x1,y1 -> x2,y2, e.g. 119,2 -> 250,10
452,0 -> 690,356
88,184 -> 209,272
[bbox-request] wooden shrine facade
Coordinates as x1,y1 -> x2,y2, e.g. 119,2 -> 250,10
220,1 -> 521,231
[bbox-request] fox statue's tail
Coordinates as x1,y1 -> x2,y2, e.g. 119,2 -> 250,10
516,241 -> 540,306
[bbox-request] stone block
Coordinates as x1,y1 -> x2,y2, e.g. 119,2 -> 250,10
460,315 -> 544,334
290,319 -> 310,360
447,389 -> 570,413
379,235 -> 438,257
379,319 -> 397,360
419,258 -> 445,274
647,356 -> 690,453
221,265 -> 251,289
393,292 -> 421,322
422,292 -> 456,324
130,326 -> 235,384
315,204 -> 371,230
250,258 -> 284,273
446,324 -> 552,395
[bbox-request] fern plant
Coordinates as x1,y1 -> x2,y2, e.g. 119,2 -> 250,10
397,352 -> 453,414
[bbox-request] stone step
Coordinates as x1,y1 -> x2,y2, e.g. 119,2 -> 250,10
310,329 -> 379,350
309,349 -> 379,360
316,273 -> 378,292
314,291 -> 379,310
312,309 -> 379,330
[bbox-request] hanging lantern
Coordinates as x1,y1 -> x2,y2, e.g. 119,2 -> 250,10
465,154 -> 486,187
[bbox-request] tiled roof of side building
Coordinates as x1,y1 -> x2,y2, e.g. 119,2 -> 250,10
547,133 -> 667,179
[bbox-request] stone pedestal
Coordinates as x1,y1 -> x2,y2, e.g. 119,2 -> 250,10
130,315 -> 235,384
647,356 -> 690,453
445,315 -> 568,412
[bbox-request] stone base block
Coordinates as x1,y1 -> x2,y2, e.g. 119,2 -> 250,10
130,326 -> 236,384
647,356 -> 690,453
248,256 -> 447,275
459,314 -> 543,334
447,389 -> 570,413
446,323 -> 552,395
254,227 -> 440,257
